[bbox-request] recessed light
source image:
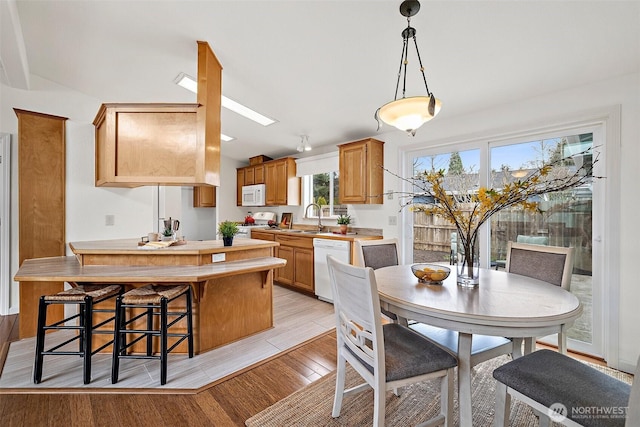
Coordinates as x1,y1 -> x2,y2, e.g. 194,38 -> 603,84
221,133 -> 235,142
174,73 -> 277,126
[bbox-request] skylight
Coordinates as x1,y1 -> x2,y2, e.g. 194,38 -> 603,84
174,73 -> 277,127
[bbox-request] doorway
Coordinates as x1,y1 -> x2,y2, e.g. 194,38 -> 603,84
0,133 -> 11,315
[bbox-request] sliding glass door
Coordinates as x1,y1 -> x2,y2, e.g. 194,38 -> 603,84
408,127 -> 603,358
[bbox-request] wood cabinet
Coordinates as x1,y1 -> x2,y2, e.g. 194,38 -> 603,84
236,157 -> 300,207
274,235 -> 314,293
236,168 -> 245,206
251,230 -> 275,241
265,158 -> 300,206
339,138 -> 385,204
193,186 -> 216,207
93,42 -> 222,187
244,164 -> 265,185
15,109 -> 67,338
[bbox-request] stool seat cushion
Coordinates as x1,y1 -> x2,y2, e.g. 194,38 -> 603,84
44,284 -> 122,302
122,284 -> 190,304
493,349 -> 630,427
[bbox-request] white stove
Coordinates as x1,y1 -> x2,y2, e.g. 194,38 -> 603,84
236,212 -> 277,239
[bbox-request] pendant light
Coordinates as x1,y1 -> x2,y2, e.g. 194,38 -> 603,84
375,0 -> 442,136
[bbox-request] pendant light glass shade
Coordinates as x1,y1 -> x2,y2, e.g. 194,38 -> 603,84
377,95 -> 442,136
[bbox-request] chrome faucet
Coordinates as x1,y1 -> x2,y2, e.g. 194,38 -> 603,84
305,203 -> 323,231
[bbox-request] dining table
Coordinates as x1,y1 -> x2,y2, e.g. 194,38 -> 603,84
374,265 -> 583,427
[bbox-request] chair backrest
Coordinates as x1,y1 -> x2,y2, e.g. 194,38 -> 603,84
505,241 -> 574,289
626,355 -> 640,426
327,255 -> 384,375
516,234 -> 549,246
355,238 -> 399,270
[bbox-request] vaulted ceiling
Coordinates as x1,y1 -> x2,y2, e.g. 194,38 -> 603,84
2,0 -> 639,161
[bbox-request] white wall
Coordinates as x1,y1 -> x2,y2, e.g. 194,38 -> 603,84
0,75 -> 217,314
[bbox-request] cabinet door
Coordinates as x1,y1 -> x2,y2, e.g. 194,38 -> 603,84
275,245 -> 294,285
193,186 -> 216,207
236,168 -> 245,206
339,138 -> 384,204
254,164 -> 265,184
340,141 -> 368,203
265,162 -> 277,205
245,166 -> 255,185
294,247 -> 314,292
274,161 -> 288,205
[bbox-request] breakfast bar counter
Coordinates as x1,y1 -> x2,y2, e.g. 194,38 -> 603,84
15,238 -> 285,354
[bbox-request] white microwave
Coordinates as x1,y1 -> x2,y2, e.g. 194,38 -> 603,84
241,184 -> 266,206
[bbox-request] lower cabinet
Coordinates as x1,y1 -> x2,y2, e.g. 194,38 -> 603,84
274,235 -> 314,293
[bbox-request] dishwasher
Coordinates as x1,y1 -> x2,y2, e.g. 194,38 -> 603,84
313,238 -> 351,303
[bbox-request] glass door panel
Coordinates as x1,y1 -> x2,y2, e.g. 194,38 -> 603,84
411,149 -> 480,265
489,134 -> 595,350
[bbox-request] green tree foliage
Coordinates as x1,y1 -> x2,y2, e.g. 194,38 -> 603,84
448,151 -> 464,175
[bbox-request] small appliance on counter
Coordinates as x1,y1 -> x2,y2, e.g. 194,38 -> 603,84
236,211 -> 277,239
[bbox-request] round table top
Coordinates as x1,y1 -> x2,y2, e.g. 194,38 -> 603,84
375,265 -> 582,330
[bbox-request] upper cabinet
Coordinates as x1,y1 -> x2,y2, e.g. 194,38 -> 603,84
236,155 -> 299,206
93,41 -> 222,187
339,138 -> 385,204
265,158 -> 300,206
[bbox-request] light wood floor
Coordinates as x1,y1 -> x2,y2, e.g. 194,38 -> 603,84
0,285 -> 607,426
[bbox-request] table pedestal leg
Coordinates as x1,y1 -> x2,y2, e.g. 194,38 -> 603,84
458,332 -> 473,427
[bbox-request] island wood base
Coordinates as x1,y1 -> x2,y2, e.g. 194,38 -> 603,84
15,239 -> 284,354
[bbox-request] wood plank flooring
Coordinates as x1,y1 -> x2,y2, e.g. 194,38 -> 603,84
0,285 -> 609,426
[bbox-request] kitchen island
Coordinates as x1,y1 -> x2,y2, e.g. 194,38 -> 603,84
15,238 -> 284,354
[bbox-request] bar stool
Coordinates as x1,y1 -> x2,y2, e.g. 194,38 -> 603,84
111,284 -> 193,385
33,284 -> 123,384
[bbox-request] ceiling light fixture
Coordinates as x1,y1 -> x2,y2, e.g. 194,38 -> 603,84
375,0 -> 442,136
220,133 -> 235,142
296,135 -> 312,153
174,73 -> 277,126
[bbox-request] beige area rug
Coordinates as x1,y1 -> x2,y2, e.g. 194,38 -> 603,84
246,355 -> 633,427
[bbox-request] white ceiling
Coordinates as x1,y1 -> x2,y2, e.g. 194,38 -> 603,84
3,0 -> 639,161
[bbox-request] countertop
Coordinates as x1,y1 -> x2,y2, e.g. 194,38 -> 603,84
251,228 -> 382,242
69,238 -> 279,255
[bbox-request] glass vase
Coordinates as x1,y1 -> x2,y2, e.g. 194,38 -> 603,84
455,233 -> 480,287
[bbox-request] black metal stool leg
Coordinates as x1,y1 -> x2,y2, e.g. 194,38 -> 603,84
83,296 -> 93,384
111,295 -> 123,384
33,297 -> 48,384
160,297 -> 168,385
186,288 -> 194,358
146,306 -> 154,356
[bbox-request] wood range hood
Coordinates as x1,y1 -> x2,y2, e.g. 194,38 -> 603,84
93,41 -> 221,187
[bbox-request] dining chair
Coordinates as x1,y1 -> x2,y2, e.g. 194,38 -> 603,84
493,349 -> 638,427
355,239 -> 401,321
505,241 -> 575,353
356,238 -> 514,370
327,255 -> 458,427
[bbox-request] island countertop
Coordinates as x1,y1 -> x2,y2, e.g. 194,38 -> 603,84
69,238 -> 279,266
17,238 -> 286,352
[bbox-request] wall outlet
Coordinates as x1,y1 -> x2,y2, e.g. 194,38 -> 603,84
105,214 -> 115,226
388,216 -> 397,226
212,253 -> 226,263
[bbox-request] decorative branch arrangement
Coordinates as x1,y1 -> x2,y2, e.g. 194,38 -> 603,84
385,148 -> 599,282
